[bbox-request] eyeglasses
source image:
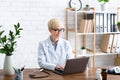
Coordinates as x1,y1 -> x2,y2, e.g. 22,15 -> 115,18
52,28 -> 65,33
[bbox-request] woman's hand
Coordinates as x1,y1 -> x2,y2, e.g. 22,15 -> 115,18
55,65 -> 65,71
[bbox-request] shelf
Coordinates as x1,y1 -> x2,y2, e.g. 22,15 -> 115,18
77,51 -> 119,57
68,10 -> 94,14
67,8 -> 95,13
68,30 -> 120,35
78,32 -> 120,35
67,8 -> 117,14
95,32 -> 120,34
96,11 -> 117,14
95,52 -> 118,56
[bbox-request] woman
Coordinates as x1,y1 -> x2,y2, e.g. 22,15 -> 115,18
38,18 -> 74,71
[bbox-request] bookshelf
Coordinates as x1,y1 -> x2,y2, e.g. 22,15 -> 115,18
66,7 -> 120,67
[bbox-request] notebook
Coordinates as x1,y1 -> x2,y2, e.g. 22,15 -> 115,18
54,57 -> 89,75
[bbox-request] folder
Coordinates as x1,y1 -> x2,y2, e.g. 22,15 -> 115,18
111,34 -> 117,53
115,34 -> 120,53
110,14 -> 113,32
79,19 -> 87,33
86,20 -> 90,33
103,13 -> 108,32
96,13 -> 100,33
107,13 -> 111,32
89,20 -> 94,32
99,13 -> 104,33
87,20 -> 94,33
112,14 -> 117,32
100,34 -> 113,53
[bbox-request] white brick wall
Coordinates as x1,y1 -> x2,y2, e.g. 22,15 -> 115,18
0,0 -> 120,69
0,0 -> 69,69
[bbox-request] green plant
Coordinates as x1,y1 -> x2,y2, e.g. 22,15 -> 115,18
98,0 -> 109,3
117,22 -> 120,31
0,23 -> 23,56
81,46 -> 86,49
117,22 -> 120,27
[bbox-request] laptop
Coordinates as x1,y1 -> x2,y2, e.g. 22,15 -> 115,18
54,57 -> 89,75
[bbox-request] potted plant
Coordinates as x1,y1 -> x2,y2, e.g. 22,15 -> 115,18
117,21 -> 120,31
81,46 -> 86,56
98,0 -> 110,11
0,23 -> 23,75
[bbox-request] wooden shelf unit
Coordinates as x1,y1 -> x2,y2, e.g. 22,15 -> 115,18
66,7 -> 120,67
66,8 -> 96,67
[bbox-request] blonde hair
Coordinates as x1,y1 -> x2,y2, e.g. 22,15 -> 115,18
48,18 -> 63,30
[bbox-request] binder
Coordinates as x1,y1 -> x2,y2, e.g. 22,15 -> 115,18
111,34 -> 117,53
96,13 -> 100,33
107,13 -> 111,32
86,20 -> 90,33
89,20 -> 94,32
100,34 -> 113,53
87,20 -> 94,33
110,14 -> 113,32
99,13 -> 104,33
103,13 -> 107,32
112,14 -> 117,32
79,19 -> 87,33
80,12 -> 94,33
79,19 -> 94,33
115,34 -> 120,53
109,13 -> 117,32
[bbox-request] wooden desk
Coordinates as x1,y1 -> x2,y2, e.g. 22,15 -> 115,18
0,68 -> 120,80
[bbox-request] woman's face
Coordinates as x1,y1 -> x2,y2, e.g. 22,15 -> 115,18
49,26 -> 65,41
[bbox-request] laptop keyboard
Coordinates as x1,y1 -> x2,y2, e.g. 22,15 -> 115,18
55,69 -> 64,73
